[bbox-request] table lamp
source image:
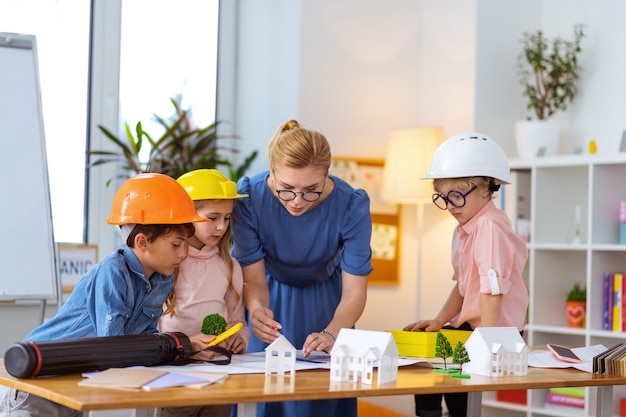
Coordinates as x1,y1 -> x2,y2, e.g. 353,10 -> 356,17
380,126 -> 444,318
381,127 -> 444,204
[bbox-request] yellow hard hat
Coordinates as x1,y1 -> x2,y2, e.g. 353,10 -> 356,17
106,173 -> 209,225
177,169 -> 248,201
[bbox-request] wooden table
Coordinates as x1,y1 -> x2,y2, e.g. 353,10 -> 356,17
1,359 -> 625,417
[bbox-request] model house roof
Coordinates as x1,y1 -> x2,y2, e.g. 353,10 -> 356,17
265,335 -> 297,353
464,327 -> 528,377
331,328 -> 398,359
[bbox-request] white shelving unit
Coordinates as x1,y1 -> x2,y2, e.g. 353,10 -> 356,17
484,153 -> 626,417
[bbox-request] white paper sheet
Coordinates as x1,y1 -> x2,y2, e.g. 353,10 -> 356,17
151,350 -> 426,375
528,344 -> 607,373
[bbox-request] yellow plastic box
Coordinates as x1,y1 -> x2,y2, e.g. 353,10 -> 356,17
386,329 -> 473,358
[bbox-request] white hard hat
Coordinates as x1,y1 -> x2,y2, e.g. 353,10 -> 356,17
422,132 -> 510,184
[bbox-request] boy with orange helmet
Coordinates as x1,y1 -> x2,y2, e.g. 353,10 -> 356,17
0,173 -> 215,417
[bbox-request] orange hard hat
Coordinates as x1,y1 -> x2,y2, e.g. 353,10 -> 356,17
106,173 -> 209,225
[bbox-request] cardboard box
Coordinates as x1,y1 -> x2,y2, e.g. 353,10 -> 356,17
386,329 -> 473,358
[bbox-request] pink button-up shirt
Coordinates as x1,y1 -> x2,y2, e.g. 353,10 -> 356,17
449,200 -> 529,331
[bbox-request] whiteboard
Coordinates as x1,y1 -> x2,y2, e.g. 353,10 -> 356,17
0,33 -> 58,301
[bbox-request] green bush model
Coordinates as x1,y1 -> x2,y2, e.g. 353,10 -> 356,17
451,341 -> 471,379
434,332 -> 456,374
201,313 -> 227,336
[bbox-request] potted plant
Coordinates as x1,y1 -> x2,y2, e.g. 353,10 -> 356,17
515,25 -> 585,159
565,282 -> 586,328
89,97 -> 258,185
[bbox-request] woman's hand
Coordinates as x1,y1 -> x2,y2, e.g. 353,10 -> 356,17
302,330 -> 335,357
250,307 -> 282,343
403,319 -> 443,332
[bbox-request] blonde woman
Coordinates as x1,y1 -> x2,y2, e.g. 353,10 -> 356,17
231,120 -> 373,417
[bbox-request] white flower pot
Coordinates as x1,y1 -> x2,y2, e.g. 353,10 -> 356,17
514,120 -> 560,159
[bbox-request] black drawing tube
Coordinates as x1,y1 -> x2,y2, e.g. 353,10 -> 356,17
4,332 -> 192,378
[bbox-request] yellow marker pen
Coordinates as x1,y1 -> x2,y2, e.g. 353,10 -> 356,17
207,322 -> 243,346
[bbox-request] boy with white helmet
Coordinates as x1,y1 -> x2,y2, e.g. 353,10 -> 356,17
403,133 -> 529,417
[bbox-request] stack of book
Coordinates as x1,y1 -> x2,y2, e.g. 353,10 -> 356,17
592,343 -> 626,376
603,272 -> 626,331
545,387 -> 585,410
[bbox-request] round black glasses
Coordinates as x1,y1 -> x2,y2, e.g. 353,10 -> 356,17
275,179 -> 327,202
432,186 -> 477,210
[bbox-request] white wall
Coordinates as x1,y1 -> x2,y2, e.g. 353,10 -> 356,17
3,2 -> 626,416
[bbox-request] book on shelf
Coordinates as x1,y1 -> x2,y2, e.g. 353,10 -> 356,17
614,273 -> 623,332
602,272 -> 626,332
546,392 -> 585,408
604,272 -> 613,331
548,387 -> 585,398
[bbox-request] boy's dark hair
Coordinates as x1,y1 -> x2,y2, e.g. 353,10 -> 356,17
125,223 -> 195,247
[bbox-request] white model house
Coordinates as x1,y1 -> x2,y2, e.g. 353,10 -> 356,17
463,327 -> 528,377
330,328 -> 399,385
265,335 -> 297,376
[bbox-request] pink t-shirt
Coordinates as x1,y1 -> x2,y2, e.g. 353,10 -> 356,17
449,200 -> 529,331
158,245 -> 250,347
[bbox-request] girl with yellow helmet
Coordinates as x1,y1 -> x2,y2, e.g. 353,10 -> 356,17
1,173 -> 216,417
157,169 -> 249,417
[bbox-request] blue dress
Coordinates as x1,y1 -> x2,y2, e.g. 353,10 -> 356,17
231,171 -> 373,417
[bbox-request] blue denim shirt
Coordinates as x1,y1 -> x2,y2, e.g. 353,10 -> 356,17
24,246 -> 173,342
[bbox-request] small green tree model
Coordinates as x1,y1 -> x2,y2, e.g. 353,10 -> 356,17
434,332 -> 454,372
451,341 -> 471,379
201,313 -> 227,336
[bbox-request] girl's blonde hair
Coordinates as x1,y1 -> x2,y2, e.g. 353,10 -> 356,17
163,200 -> 241,317
267,120 -> 331,174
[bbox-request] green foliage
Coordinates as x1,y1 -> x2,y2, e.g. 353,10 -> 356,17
435,332 -> 453,370
89,97 -> 257,186
567,282 -> 586,302
452,341 -> 470,374
517,25 -> 585,120
201,313 -> 227,336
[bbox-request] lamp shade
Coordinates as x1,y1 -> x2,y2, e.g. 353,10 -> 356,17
381,127 -> 444,204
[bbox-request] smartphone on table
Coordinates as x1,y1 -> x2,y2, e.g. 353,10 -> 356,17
546,343 -> 582,364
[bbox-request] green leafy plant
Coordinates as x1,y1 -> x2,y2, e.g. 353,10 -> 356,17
451,341 -> 470,378
201,313 -> 227,336
517,24 -> 585,120
434,332 -> 453,371
567,282 -> 586,302
89,97 -> 257,185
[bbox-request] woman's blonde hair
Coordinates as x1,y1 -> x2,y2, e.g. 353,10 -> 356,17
267,120 -> 331,173
163,200 -> 241,317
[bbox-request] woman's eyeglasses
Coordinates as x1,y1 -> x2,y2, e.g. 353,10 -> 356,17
276,189 -> 323,202
275,178 -> 327,202
432,186 -> 477,210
